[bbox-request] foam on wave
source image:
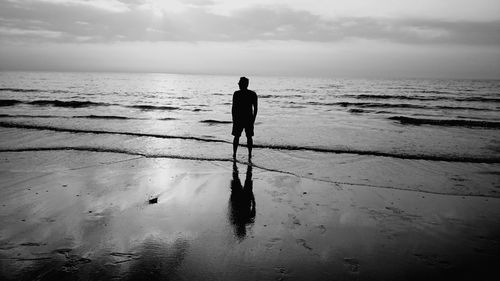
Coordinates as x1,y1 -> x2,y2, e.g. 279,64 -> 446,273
1,121 -> 498,163
389,116 -> 500,128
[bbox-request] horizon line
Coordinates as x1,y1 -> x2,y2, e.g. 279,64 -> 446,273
1,69 -> 498,81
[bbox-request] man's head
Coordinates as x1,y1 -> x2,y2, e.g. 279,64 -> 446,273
238,77 -> 249,90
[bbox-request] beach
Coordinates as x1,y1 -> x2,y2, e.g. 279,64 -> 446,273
0,72 -> 499,280
0,150 -> 499,280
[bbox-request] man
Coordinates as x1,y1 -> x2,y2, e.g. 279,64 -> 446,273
232,77 -> 258,160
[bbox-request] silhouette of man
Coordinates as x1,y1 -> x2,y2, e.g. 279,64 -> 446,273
228,161 -> 255,240
232,77 -> 258,159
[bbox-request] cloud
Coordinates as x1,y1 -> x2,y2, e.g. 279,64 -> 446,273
38,0 -> 130,12
0,0 -> 499,46
183,0 -> 215,7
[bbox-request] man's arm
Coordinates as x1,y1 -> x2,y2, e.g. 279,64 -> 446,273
232,92 -> 236,121
252,94 -> 258,124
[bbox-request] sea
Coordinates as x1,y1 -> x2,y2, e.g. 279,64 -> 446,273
1,71 -> 499,197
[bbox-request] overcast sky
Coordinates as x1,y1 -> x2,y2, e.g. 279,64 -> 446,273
0,0 -> 499,78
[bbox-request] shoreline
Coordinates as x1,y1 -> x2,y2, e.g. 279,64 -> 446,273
1,150 -> 499,280
1,121 -> 499,164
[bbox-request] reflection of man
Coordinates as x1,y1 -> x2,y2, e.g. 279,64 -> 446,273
232,77 -> 258,160
228,161 -> 255,240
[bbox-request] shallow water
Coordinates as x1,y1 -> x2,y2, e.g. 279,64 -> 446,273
0,71 -> 499,196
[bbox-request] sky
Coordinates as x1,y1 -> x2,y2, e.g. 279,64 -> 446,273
0,0 -> 499,79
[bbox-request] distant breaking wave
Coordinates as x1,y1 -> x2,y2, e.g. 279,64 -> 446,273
29,100 -> 107,107
0,114 -> 148,120
0,114 -> 64,119
2,98 -> 497,112
388,116 -> 500,128
0,121 -> 498,163
200,119 -> 232,124
417,90 -> 453,95
304,101 -> 497,111
258,94 -> 305,99
130,105 -> 179,110
0,87 -> 43,93
79,115 -> 140,120
0,87 -> 72,93
348,108 -> 365,113
0,99 -> 180,110
0,99 -> 22,106
0,98 -> 111,108
341,94 -> 500,103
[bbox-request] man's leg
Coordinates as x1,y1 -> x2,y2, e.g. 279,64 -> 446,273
233,136 -> 240,158
247,137 -> 253,159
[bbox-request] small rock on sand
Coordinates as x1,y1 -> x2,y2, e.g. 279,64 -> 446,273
344,258 -> 360,273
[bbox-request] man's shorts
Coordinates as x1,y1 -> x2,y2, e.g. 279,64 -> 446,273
232,122 -> 254,137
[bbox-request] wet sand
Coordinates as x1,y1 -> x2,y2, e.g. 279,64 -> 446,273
0,151 -> 499,280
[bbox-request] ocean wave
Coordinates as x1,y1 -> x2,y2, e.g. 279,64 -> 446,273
434,105 -> 498,111
307,101 -> 428,108
0,121 -> 498,163
259,94 -> 305,99
418,90 -> 452,95
259,94 -> 274,98
318,84 -> 343,89
77,115 -> 138,120
0,87 -> 73,94
374,110 -> 392,114
388,116 -> 500,128
1,99 -> 107,108
348,108 -> 365,113
29,100 -> 109,107
0,99 -> 181,111
250,143 -> 500,163
347,94 -> 440,101
200,120 -> 232,124
454,97 -> 500,102
0,114 -> 63,118
129,105 -> 180,110
0,99 -> 23,106
305,101 -> 496,111
0,114 -> 161,120
0,87 -> 41,93
0,121 -> 229,143
342,94 -> 500,103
